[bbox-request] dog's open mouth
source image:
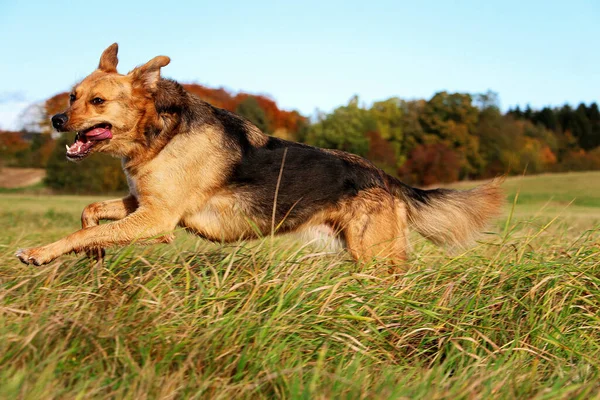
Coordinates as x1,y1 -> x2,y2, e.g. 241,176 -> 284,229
66,123 -> 113,160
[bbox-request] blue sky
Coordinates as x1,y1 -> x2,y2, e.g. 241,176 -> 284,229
0,0 -> 598,130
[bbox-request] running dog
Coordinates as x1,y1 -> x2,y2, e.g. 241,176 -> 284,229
16,43 -> 503,267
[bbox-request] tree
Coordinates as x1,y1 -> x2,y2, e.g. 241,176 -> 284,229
475,90 -> 500,111
508,105 -> 523,119
396,99 -> 426,165
235,96 -> 270,133
15,133 -> 55,168
474,105 -> 505,176
533,107 -> 558,132
587,102 -> 600,150
369,97 -> 404,142
42,93 -> 69,134
17,102 -> 46,134
573,103 -> 594,150
398,143 -> 461,186
419,91 -> 483,178
522,121 -> 559,154
45,133 -> 128,194
368,97 -> 404,169
523,105 -> 533,120
0,131 -> 29,167
304,96 -> 374,157
366,130 -> 397,175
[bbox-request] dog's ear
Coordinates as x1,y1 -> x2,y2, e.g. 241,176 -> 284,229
98,43 -> 119,73
129,56 -> 170,92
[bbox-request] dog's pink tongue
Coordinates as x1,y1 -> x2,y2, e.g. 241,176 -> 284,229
85,127 -> 113,141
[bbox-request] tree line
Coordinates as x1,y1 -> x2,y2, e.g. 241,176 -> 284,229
1,85 -> 599,193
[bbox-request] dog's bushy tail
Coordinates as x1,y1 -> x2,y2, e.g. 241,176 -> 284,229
387,176 -> 504,248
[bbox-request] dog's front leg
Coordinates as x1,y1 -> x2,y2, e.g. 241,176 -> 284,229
16,208 -> 177,266
81,195 -> 139,261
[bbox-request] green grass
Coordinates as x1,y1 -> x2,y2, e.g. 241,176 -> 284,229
0,181 -> 47,194
1,172 -> 600,398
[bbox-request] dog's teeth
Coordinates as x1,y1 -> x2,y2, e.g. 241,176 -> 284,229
66,144 -> 70,151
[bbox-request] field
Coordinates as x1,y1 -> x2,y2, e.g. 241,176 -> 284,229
1,171 -> 600,399
0,167 -> 46,189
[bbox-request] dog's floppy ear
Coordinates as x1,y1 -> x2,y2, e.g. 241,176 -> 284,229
98,43 -> 119,73
129,56 -> 171,92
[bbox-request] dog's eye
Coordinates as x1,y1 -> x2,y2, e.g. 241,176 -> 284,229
69,94 -> 76,103
91,97 -> 105,105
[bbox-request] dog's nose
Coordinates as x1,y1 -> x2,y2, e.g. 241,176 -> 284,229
51,113 -> 68,130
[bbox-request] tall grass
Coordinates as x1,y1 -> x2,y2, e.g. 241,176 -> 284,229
1,173 -> 600,398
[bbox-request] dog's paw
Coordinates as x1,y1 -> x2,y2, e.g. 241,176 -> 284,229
15,247 -> 52,266
85,247 -> 106,262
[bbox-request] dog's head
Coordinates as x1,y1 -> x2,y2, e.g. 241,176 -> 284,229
53,43 -> 170,161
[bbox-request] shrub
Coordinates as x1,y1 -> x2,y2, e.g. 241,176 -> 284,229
45,133 -> 128,194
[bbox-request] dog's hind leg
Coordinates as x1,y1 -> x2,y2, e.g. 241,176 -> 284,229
342,195 -> 408,274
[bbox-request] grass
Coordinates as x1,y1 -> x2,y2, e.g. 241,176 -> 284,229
1,171 -> 600,398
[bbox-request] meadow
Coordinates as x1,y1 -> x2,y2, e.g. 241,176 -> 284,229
1,171 -> 599,399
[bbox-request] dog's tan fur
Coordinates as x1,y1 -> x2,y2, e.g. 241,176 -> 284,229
16,44 -> 504,268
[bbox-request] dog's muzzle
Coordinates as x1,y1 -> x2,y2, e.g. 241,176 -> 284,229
52,113 -> 68,131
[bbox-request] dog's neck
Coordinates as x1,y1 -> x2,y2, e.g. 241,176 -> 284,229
122,79 -> 194,171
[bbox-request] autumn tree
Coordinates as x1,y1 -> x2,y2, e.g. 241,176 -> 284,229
42,93 -> 69,134
398,143 -> 461,186
365,131 -> 397,175
0,131 -> 29,167
419,91 -> 483,178
396,99 -> 426,162
367,98 -> 404,167
184,84 -> 306,138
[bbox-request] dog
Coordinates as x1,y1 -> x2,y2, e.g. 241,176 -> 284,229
16,43 -> 503,268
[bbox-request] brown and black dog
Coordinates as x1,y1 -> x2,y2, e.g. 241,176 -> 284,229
16,43 -> 503,267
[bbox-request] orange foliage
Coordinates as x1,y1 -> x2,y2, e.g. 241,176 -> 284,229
0,131 -> 29,166
558,149 -> 600,171
540,146 -> 557,165
0,131 -> 28,151
398,143 -> 461,186
234,93 -> 302,133
45,93 -> 70,117
366,131 -> 397,169
184,84 -> 304,133
183,85 -> 236,110
40,93 -> 70,133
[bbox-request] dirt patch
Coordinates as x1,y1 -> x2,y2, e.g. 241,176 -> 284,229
0,167 -> 46,188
